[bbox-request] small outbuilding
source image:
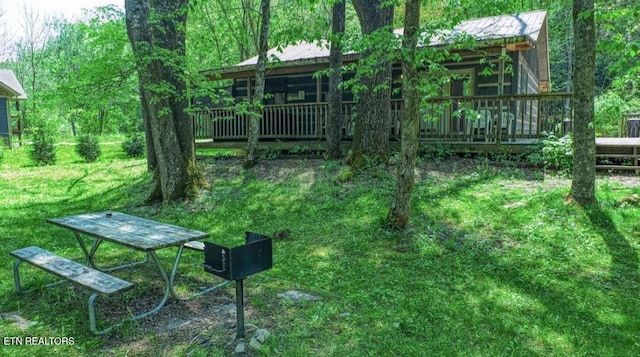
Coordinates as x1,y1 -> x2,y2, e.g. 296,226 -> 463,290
0,69 -> 28,147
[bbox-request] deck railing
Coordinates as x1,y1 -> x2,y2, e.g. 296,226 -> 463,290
418,93 -> 573,142
192,93 -> 573,143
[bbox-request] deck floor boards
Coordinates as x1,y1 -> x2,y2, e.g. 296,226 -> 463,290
197,137 -> 640,173
596,137 -> 640,146
596,137 -> 640,172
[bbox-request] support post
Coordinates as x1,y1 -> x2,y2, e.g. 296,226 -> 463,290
497,46 -> 506,144
236,279 -> 245,339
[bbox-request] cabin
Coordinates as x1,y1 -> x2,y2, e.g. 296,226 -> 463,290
195,10 -> 572,150
0,69 -> 27,147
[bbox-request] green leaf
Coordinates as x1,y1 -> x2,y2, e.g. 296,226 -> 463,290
578,9 -> 594,20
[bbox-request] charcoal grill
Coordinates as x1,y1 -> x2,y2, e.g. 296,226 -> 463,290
203,232 -> 273,338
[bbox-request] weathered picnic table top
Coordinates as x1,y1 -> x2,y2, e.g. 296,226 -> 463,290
47,211 -> 209,251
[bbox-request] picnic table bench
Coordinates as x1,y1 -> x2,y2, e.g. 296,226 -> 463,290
11,246 -> 134,334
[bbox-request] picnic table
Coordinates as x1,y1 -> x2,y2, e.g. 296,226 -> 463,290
11,211 -> 228,334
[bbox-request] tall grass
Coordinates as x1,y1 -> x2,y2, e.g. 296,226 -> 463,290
1,144 -> 639,356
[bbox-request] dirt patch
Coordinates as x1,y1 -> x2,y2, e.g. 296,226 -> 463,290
100,289 -> 252,355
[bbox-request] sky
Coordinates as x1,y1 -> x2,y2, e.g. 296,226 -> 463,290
4,0 -> 124,30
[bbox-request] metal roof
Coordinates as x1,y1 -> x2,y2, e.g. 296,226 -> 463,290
436,10 -> 546,43
236,41 -> 332,67
206,10 -> 547,78
0,69 -> 28,100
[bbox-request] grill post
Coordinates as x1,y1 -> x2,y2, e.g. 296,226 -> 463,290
202,232 -> 273,340
235,279 -> 245,338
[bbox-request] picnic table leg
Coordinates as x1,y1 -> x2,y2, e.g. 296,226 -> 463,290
168,244 -> 230,301
88,293 -> 104,335
73,232 -> 148,272
88,293 -> 130,335
131,251 -> 172,319
13,259 -> 24,294
86,250 -> 175,331
168,245 -> 185,300
86,251 -> 172,332
12,258 -> 66,294
73,231 -> 98,268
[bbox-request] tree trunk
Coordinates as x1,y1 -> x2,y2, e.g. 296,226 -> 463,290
326,0 -> 345,159
570,0 -> 596,205
349,0 -> 394,168
138,85 -> 157,171
244,0 -> 270,168
387,0 -> 420,229
125,0 -> 205,203
98,108 -> 105,136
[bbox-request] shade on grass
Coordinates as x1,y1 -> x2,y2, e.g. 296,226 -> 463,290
0,145 -> 638,356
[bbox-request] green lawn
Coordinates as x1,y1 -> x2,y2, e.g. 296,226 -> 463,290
1,144 -> 639,356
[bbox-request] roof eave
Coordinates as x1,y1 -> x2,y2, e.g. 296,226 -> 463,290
203,53 -> 360,80
204,35 -> 535,80
0,83 -> 23,99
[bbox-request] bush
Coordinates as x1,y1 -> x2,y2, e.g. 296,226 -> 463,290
76,134 -> 101,162
595,91 -> 627,137
30,128 -> 56,166
541,134 -> 573,174
122,133 -> 145,158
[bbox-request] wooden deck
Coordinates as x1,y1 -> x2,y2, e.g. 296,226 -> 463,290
192,93 -> 574,144
596,137 -> 640,172
196,137 -> 640,174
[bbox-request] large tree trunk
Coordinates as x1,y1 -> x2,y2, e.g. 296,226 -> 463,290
244,0 -> 270,168
349,0 -> 394,168
570,0 -> 596,205
138,87 -> 157,171
125,0 -> 205,203
387,0 -> 420,229
326,0 -> 345,159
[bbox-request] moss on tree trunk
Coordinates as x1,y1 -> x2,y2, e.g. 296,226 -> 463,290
386,0 -> 420,229
349,0 -> 394,169
125,0 -> 206,204
570,0 -> 596,205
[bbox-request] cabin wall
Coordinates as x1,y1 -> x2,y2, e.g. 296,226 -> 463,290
453,49 -> 541,97
233,66 -> 403,105
235,73 -> 320,104
512,50 -> 542,127
515,49 -> 540,94
228,48 -> 544,107
233,78 -> 249,100
0,97 -> 9,146
444,56 -> 513,97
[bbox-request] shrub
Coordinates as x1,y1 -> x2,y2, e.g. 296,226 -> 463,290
541,134 -> 573,174
76,134 -> 101,162
0,145 -> 4,165
122,133 -> 146,158
30,128 -> 57,166
595,91 -> 627,137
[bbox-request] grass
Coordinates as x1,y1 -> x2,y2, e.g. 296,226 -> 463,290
1,143 -> 639,356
